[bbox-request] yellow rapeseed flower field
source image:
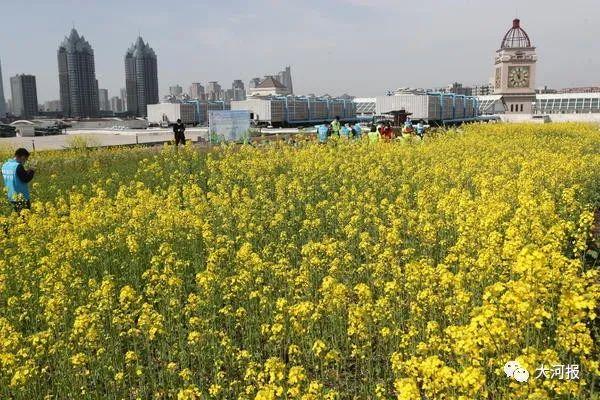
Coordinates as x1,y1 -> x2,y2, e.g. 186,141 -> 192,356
1,123 -> 599,399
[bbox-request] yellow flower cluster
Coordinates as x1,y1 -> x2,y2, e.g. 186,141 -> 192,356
1,123 -> 599,399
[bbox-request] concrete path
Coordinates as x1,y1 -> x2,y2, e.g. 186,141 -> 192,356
0,127 -> 308,151
0,128 -> 210,151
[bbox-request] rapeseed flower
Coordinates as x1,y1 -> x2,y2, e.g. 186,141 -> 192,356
0,124 -> 599,399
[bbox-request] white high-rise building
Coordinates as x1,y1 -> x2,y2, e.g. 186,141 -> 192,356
276,66 -> 293,94
232,79 -> 246,101
493,19 -> 537,114
0,58 -> 6,118
10,74 -> 38,118
120,88 -> 127,111
206,81 -> 222,101
110,96 -> 123,113
43,100 -> 62,112
189,82 -> 205,100
248,78 -> 261,90
98,88 -> 110,111
169,85 -> 183,97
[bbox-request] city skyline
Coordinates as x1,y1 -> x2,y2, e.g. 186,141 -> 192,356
0,0 -> 599,103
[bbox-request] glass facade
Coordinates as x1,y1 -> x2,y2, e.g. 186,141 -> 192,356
476,94 -> 600,115
477,97 -> 502,114
354,98 -> 376,115
534,95 -> 600,114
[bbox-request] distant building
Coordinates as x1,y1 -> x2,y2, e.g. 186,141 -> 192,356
276,66 -> 293,94
125,37 -> 159,117
534,93 -> 600,114
110,96 -> 123,113
376,93 -> 478,121
223,89 -> 234,102
206,81 -> 222,101
147,103 -> 196,125
390,88 -> 426,95
249,76 -> 291,96
58,28 -> 99,117
169,85 -> 183,97
232,79 -> 246,101
472,83 -> 494,96
537,86 -> 558,94
120,88 -> 127,111
248,66 -> 292,96
0,58 -> 6,118
232,95 -> 356,126
248,78 -> 261,89
42,100 -> 62,112
443,82 -> 473,96
98,88 -> 110,111
10,74 -> 38,118
189,82 -> 205,100
161,92 -> 190,103
558,87 -> 600,94
185,99 -> 230,125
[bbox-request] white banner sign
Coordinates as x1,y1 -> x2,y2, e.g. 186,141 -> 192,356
208,110 -> 251,144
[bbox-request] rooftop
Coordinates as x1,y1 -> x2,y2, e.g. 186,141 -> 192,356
125,36 -> 157,58
256,76 -> 287,89
59,28 -> 94,54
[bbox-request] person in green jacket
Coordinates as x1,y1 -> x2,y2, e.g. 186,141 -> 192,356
330,116 -> 341,137
368,125 -> 380,143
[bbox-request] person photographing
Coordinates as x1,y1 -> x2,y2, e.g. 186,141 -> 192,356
173,119 -> 186,146
2,148 -> 35,213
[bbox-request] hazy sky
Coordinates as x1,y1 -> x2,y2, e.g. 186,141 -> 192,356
1,0 -> 599,102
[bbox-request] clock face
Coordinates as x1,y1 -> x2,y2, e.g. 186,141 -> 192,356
495,68 -> 501,88
508,66 -> 530,88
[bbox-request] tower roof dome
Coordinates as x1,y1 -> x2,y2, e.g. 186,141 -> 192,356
501,19 -> 532,49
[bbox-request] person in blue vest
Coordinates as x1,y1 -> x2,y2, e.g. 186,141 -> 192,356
2,148 -> 35,212
416,120 -> 425,138
402,118 -> 414,136
340,123 -> 351,139
352,122 -> 362,139
316,124 -> 329,144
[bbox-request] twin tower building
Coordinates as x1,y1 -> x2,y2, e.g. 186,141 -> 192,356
58,29 -> 158,118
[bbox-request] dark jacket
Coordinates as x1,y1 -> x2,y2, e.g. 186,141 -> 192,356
16,164 -> 34,183
173,123 -> 186,135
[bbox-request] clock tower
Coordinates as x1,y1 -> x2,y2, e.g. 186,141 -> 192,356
493,19 -> 537,114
